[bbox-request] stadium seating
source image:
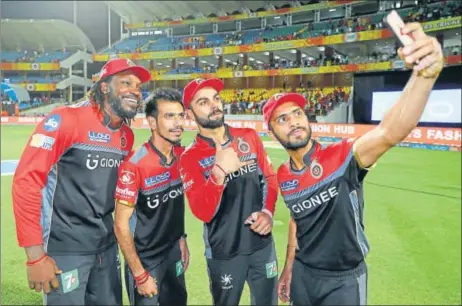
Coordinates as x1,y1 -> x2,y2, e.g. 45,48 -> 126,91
220,86 -> 352,115
104,1 -> 461,54
1,50 -> 70,63
5,75 -> 64,84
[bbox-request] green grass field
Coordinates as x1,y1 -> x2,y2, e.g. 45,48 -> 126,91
1,125 -> 461,305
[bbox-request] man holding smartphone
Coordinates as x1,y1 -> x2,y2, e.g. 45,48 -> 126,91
268,21 -> 443,305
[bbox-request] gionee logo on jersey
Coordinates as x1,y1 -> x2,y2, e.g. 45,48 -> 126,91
199,156 -> 215,168
280,179 -> 299,192
86,154 -> 121,170
145,172 -> 171,187
224,162 -> 257,183
88,131 -> 111,143
291,186 -> 339,214
146,187 -> 184,209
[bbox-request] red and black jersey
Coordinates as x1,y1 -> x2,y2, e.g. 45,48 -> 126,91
12,101 -> 134,255
278,139 -> 370,271
179,125 -> 278,260
114,141 -> 185,269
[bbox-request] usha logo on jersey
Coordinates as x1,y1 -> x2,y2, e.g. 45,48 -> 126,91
280,179 -> 299,192
145,172 -> 171,187
88,131 -> 111,143
30,134 -> 55,151
146,186 -> 184,209
86,154 -> 121,170
198,156 -> 215,168
291,186 -> 339,215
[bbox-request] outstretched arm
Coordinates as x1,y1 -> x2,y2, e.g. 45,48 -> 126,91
353,22 -> 443,168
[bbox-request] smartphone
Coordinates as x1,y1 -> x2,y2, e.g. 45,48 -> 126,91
384,10 -> 414,47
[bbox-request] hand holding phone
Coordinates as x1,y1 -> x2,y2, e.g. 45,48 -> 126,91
384,10 -> 414,47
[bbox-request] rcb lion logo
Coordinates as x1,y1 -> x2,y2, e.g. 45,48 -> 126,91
237,137 -> 250,154
310,160 -> 323,179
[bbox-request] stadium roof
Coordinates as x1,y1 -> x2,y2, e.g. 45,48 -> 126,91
0,19 -> 95,52
105,1 -> 294,24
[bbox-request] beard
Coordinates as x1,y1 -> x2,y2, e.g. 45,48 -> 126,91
157,126 -> 184,145
192,108 -> 224,129
274,126 -> 312,151
108,90 -> 139,120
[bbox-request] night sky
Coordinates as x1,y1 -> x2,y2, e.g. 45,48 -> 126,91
1,1 -> 122,51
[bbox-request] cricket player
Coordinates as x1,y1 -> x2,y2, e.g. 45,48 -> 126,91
264,23 -> 444,306
179,78 -> 279,305
114,88 -> 189,306
12,58 -> 151,305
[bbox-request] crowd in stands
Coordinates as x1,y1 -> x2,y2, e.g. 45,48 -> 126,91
105,0 -> 461,54
3,74 -> 66,84
1,50 -> 70,63
220,86 -> 351,116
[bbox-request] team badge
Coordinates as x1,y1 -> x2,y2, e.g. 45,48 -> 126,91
120,170 -> 135,185
310,160 -> 323,179
237,137 -> 250,154
120,131 -> 127,148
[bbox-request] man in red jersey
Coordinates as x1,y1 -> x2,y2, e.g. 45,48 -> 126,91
12,58 -> 151,305
263,23 -> 443,306
179,78 -> 279,305
114,88 -> 189,306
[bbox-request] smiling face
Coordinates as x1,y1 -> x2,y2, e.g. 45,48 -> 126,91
103,71 -> 143,119
148,99 -> 186,145
187,87 -> 224,129
269,101 -> 312,151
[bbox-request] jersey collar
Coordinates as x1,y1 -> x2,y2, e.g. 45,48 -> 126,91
148,138 -> 175,167
97,108 -> 124,131
196,124 -> 234,148
289,140 -> 320,173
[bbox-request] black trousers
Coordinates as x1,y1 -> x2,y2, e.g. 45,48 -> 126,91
290,259 -> 368,306
206,241 -> 278,306
125,241 -> 187,306
44,243 -> 122,305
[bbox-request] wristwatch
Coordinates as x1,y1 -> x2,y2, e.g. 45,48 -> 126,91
181,233 -> 188,239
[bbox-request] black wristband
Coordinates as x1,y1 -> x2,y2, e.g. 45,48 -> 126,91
181,233 -> 187,239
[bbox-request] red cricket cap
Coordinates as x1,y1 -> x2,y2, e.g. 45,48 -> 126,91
97,58 -> 151,84
262,93 -> 307,127
182,78 -> 224,109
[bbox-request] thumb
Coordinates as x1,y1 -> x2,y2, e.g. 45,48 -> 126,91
48,257 -> 62,274
212,138 -> 222,151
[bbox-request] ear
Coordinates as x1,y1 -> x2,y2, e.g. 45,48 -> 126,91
268,129 -> 278,142
186,109 -> 195,122
100,82 -> 109,94
147,116 -> 157,131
